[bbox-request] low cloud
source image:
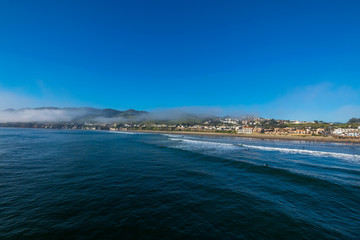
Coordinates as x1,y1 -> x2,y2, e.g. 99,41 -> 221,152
91,116 -> 128,123
0,108 -> 92,123
146,106 -> 222,120
0,85 -> 91,123
0,107 -> 234,124
1,82 -> 360,123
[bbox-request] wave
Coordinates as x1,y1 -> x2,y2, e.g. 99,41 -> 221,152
108,131 -> 137,135
169,138 -> 240,151
162,134 -> 183,138
167,136 -> 360,162
241,144 -> 360,162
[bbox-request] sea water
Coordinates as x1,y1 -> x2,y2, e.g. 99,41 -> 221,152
1,128 -> 359,239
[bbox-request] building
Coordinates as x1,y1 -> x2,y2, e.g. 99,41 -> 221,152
237,127 -> 253,134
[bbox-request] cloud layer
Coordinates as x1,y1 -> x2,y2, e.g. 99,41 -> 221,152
1,82 -> 360,122
0,108 -> 93,123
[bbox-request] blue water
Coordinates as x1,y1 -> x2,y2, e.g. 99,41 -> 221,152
1,128 -> 359,239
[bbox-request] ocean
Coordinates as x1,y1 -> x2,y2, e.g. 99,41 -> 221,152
1,128 -> 359,239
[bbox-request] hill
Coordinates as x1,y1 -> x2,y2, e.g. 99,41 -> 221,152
0,107 -> 148,123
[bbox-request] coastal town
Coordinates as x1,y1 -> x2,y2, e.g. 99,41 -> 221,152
3,116 -> 360,139
106,117 -> 360,139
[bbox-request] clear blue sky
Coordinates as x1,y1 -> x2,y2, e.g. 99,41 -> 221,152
1,0 -> 360,121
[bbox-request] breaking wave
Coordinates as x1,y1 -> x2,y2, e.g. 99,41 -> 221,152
108,131 -> 136,135
167,136 -> 360,162
241,144 -> 360,162
169,138 -> 239,151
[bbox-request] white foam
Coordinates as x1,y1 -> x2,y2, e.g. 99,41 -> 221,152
109,131 -> 136,135
167,136 -> 360,162
169,138 -> 239,151
241,144 -> 360,162
182,139 -> 238,149
162,134 -> 181,138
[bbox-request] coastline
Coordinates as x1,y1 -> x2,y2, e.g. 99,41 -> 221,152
1,126 -> 359,144
128,130 -> 360,144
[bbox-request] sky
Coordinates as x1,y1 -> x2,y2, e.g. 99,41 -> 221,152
1,0 -> 360,122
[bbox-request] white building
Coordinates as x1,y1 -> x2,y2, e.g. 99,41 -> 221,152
333,128 -> 360,137
237,127 -> 253,134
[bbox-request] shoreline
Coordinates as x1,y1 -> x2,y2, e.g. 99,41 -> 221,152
1,126 -> 359,144
128,130 -> 360,144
